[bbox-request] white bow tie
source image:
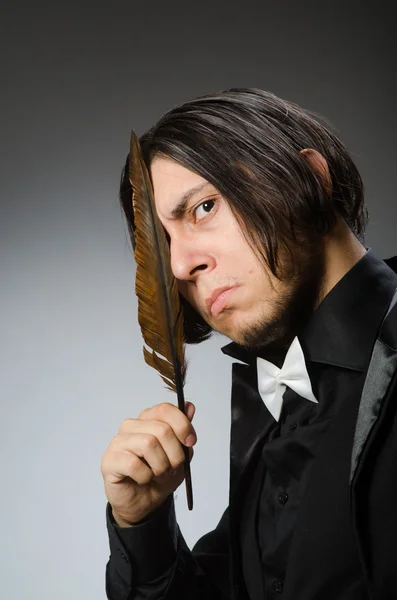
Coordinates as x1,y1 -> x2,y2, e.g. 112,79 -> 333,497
256,336 -> 318,421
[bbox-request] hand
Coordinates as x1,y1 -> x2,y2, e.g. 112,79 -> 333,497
101,401 -> 196,526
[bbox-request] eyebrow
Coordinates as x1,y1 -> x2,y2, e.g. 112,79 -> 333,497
169,182 -> 213,219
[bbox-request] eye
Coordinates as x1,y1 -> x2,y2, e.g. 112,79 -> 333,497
193,199 -> 216,222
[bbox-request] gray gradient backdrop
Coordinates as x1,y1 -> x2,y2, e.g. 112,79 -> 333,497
1,2 -> 395,598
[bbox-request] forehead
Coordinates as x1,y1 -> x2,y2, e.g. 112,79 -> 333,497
150,157 -> 211,216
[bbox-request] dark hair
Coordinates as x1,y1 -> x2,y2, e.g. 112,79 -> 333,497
119,87 -> 368,344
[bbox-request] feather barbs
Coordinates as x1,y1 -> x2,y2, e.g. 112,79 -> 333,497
128,128 -> 193,509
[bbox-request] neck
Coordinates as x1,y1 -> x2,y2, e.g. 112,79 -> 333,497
257,218 -> 366,368
316,217 -> 367,308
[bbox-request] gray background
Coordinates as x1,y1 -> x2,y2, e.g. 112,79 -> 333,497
1,1 -> 395,598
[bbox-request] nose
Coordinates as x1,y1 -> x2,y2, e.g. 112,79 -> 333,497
169,234 -> 215,281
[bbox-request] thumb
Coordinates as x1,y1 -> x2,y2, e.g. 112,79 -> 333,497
184,401 -> 196,421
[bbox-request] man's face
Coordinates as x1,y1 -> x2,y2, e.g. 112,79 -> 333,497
150,156 -> 325,351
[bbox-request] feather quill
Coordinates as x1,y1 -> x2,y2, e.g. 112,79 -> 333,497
128,129 -> 193,510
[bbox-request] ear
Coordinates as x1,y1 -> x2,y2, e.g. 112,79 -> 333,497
299,148 -> 332,196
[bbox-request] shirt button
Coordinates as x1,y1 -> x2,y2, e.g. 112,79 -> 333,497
289,422 -> 297,430
117,547 -> 129,563
273,580 -> 283,593
278,492 -> 289,505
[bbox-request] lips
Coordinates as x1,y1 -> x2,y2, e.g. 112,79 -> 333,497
205,286 -> 238,316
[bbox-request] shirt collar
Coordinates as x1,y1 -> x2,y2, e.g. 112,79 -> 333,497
221,248 -> 397,372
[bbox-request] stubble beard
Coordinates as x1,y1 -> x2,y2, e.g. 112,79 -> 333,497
236,241 -> 326,357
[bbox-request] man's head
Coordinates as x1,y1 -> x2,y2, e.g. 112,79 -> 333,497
120,88 -> 368,351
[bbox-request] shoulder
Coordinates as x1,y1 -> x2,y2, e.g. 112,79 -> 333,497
384,255 -> 397,274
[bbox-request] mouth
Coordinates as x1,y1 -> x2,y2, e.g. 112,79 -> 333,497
205,286 -> 239,317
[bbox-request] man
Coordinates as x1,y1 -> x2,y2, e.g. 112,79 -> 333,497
101,88 -> 397,599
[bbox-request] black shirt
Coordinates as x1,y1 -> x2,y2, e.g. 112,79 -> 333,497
221,247 -> 397,598
105,248 -> 397,599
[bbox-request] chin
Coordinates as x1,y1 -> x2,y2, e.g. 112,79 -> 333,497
215,312 -> 256,345
232,311 -> 288,349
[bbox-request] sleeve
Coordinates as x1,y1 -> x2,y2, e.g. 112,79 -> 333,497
105,493 -> 232,600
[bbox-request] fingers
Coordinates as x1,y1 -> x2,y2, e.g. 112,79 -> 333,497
116,419 -> 187,470
102,402 -> 197,488
103,446 -> 156,485
126,431 -> 172,474
102,436 -> 194,486
137,402 -> 197,447
184,401 -> 196,421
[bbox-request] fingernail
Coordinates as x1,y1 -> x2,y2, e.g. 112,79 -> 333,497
185,434 -> 196,446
